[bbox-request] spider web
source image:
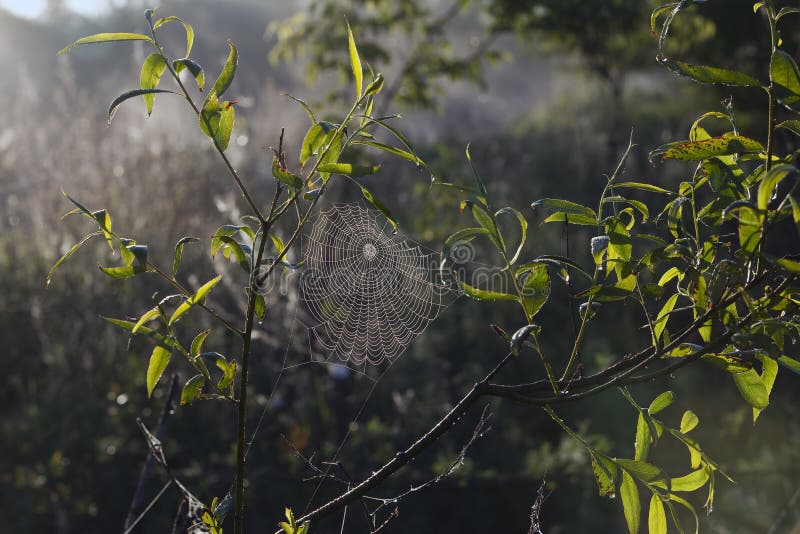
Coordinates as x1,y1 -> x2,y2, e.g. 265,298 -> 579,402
299,203 -> 455,368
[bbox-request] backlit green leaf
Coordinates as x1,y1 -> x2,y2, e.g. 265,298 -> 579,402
648,494 -> 667,534
591,454 -> 618,497
658,57 -> 762,87
153,16 -> 194,57
532,198 -> 596,221
59,32 -> 153,54
169,275 -> 223,325
173,236 -> 200,277
671,468 -> 709,492
648,391 -> 674,415
173,58 -> 205,91
346,20 -> 363,98
771,50 -> 800,111
520,264 -> 550,319
753,355 -> 778,423
680,410 -> 699,433
651,135 -> 764,161
620,470 -> 641,534
732,368 -> 769,409
146,344 -> 172,397
359,186 -> 397,230
459,280 -> 517,301
317,162 -> 380,177
140,53 -> 167,115
180,374 -> 204,405
210,40 -> 238,99
109,89 -> 176,124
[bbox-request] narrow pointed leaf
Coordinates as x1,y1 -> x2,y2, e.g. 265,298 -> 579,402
146,344 -> 172,397
620,470 -> 641,534
346,20 -> 363,98
180,374 -> 204,405
109,89 -> 176,123
210,40 -> 238,99
59,33 -> 153,54
140,53 -> 167,115
648,494 -> 667,534
153,16 -> 194,57
771,50 -> 800,111
658,57 -> 762,87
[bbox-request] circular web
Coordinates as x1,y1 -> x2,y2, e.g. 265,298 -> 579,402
300,204 -> 449,366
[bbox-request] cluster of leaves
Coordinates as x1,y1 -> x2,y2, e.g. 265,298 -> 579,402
52,9 -> 432,533
438,1 -> 800,532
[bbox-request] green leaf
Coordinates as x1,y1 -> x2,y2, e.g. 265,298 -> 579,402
771,50 -> 800,111
777,6 -> 800,20
591,454 -> 618,497
734,203 -> 762,255
59,32 -> 153,54
173,58 -> 205,91
191,329 -> 210,357
757,164 -> 797,211
465,144 -> 489,206
620,469 -> 641,534
255,293 -> 266,321
648,391 -> 674,415
180,374 -> 204,405
459,280 -> 517,301
651,135 -> 764,161
46,232 -> 101,286
351,140 -> 423,166
299,122 -> 335,166
635,413 -> 652,462
495,207 -> 527,264
532,198 -> 596,221
173,237 -> 200,277
360,186 -> 397,230
140,53 -> 167,115
658,57 -> 762,87
346,20 -> 363,98
153,16 -> 194,57
146,344 -> 172,397
648,494 -> 667,534
271,155 -> 302,189
364,73 -> 384,96
216,357 -> 237,390
777,120 -> 800,137
777,355 -> 800,375
215,235 -> 250,273
732,368 -> 769,409
282,93 -> 317,124
199,92 -> 236,150
680,410 -> 699,433
654,293 -> 679,342
671,468 -> 709,492
520,264 -> 550,319
133,307 -> 161,333
169,275 -> 223,325
753,355 -> 778,423
777,258 -> 800,273
317,162 -> 380,177
108,89 -> 176,124
462,201 -> 503,251
616,459 -> 668,485
667,493 -> 700,534
99,263 -> 147,279
210,40 -> 238,99
613,182 -> 673,195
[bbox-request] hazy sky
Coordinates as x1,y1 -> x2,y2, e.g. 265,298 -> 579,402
0,0 -> 108,18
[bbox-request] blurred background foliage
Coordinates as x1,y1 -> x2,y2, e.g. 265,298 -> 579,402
2,0 -> 800,532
